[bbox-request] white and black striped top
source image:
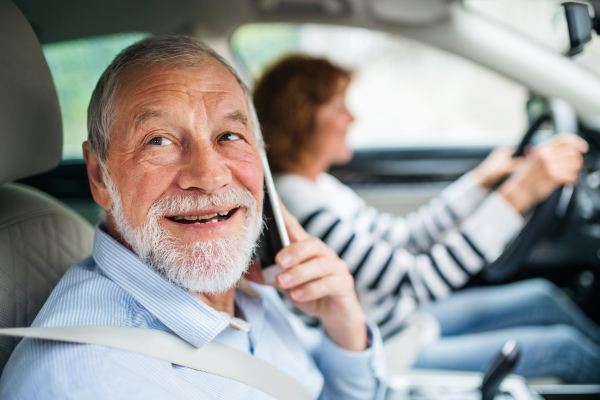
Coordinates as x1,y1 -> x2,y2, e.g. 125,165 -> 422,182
275,173 -> 524,340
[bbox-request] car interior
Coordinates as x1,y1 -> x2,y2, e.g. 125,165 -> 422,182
1,0 -> 600,399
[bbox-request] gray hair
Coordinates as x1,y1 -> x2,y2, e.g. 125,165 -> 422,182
87,35 -> 262,163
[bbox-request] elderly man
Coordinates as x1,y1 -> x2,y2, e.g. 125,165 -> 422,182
0,36 -> 385,399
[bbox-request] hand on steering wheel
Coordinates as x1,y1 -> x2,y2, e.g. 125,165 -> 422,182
482,101 -> 589,283
498,134 -> 588,214
471,147 -> 522,189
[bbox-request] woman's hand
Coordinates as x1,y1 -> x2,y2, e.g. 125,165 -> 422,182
273,205 -> 368,352
471,146 -> 522,189
498,133 -> 588,214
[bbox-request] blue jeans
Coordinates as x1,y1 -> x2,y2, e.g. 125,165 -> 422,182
413,279 -> 600,383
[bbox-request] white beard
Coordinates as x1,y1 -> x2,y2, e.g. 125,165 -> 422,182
103,171 -> 263,294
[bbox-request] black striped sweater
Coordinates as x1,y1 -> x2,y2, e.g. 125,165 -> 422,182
275,172 -> 524,340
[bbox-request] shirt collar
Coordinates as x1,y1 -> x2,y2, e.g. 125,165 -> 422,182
92,224 -> 255,348
238,277 -> 261,299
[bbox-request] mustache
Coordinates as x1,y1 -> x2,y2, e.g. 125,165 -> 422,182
147,188 -> 258,217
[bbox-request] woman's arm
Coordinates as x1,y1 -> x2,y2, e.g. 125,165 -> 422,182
349,172 -> 488,253
300,191 -> 524,339
359,147 -> 520,252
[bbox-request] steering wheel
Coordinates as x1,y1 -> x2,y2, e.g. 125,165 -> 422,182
482,98 -> 582,283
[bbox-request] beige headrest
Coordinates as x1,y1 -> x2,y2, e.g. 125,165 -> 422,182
0,1 -> 62,186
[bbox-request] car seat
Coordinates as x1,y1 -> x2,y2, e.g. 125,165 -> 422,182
0,0 -> 94,375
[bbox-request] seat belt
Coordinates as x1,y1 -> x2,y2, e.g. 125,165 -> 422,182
0,326 -> 311,400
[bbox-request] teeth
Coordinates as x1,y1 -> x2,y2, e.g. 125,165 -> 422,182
194,217 -> 219,225
173,211 -> 229,222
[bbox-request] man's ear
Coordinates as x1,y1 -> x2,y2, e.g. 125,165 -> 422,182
83,141 -> 112,212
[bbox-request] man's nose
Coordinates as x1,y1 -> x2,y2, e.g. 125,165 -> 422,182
177,144 -> 232,194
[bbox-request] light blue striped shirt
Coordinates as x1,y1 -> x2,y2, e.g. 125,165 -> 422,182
0,225 -> 385,399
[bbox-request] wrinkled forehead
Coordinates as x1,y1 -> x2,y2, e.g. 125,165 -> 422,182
113,60 -> 250,129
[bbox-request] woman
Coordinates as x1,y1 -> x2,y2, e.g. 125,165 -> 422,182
254,55 -> 600,382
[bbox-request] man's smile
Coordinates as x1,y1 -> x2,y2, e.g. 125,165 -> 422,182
161,206 -> 246,236
165,207 -> 239,225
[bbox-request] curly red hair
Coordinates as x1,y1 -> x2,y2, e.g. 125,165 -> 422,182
253,55 -> 350,173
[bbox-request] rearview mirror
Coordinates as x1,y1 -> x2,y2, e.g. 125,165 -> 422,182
562,2 -> 595,55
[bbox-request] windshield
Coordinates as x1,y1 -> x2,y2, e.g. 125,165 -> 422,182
232,23 -> 527,149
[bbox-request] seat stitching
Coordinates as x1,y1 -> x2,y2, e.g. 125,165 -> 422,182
10,242 -> 71,291
0,207 -> 81,230
9,218 -> 88,264
8,221 -> 87,312
8,219 -> 89,288
15,223 -> 46,315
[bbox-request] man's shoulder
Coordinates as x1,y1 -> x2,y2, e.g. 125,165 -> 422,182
0,330 -> 180,400
32,256 -> 135,328
0,257 -> 175,399
0,334 -> 113,399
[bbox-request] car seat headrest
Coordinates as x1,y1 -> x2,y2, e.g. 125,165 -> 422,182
0,1 -> 62,186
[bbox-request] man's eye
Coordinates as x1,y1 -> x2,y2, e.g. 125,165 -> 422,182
219,133 -> 242,142
148,137 -> 173,146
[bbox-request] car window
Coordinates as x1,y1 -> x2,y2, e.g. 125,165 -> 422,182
43,32 -> 150,160
231,23 -> 528,149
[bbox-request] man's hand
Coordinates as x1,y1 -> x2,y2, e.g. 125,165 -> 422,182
498,133 -> 588,214
472,146 -> 522,189
273,207 -> 368,352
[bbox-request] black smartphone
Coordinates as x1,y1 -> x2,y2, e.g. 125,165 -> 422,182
257,151 -> 290,284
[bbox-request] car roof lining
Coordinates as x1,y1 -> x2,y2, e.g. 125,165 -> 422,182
12,0 -> 600,127
12,0 -> 452,45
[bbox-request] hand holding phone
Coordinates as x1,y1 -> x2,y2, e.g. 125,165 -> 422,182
257,151 -> 290,284
257,152 -> 367,352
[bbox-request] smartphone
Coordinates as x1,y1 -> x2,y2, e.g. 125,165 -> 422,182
257,151 -> 290,284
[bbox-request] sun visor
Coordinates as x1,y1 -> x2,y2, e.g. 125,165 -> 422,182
0,1 -> 62,186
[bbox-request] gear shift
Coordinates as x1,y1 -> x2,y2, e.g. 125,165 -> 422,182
480,340 -> 520,400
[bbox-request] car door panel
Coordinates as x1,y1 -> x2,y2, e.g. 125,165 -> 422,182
329,146 -> 492,216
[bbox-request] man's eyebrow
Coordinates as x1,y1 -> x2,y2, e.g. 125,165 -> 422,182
225,110 -> 248,128
133,109 -> 165,130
